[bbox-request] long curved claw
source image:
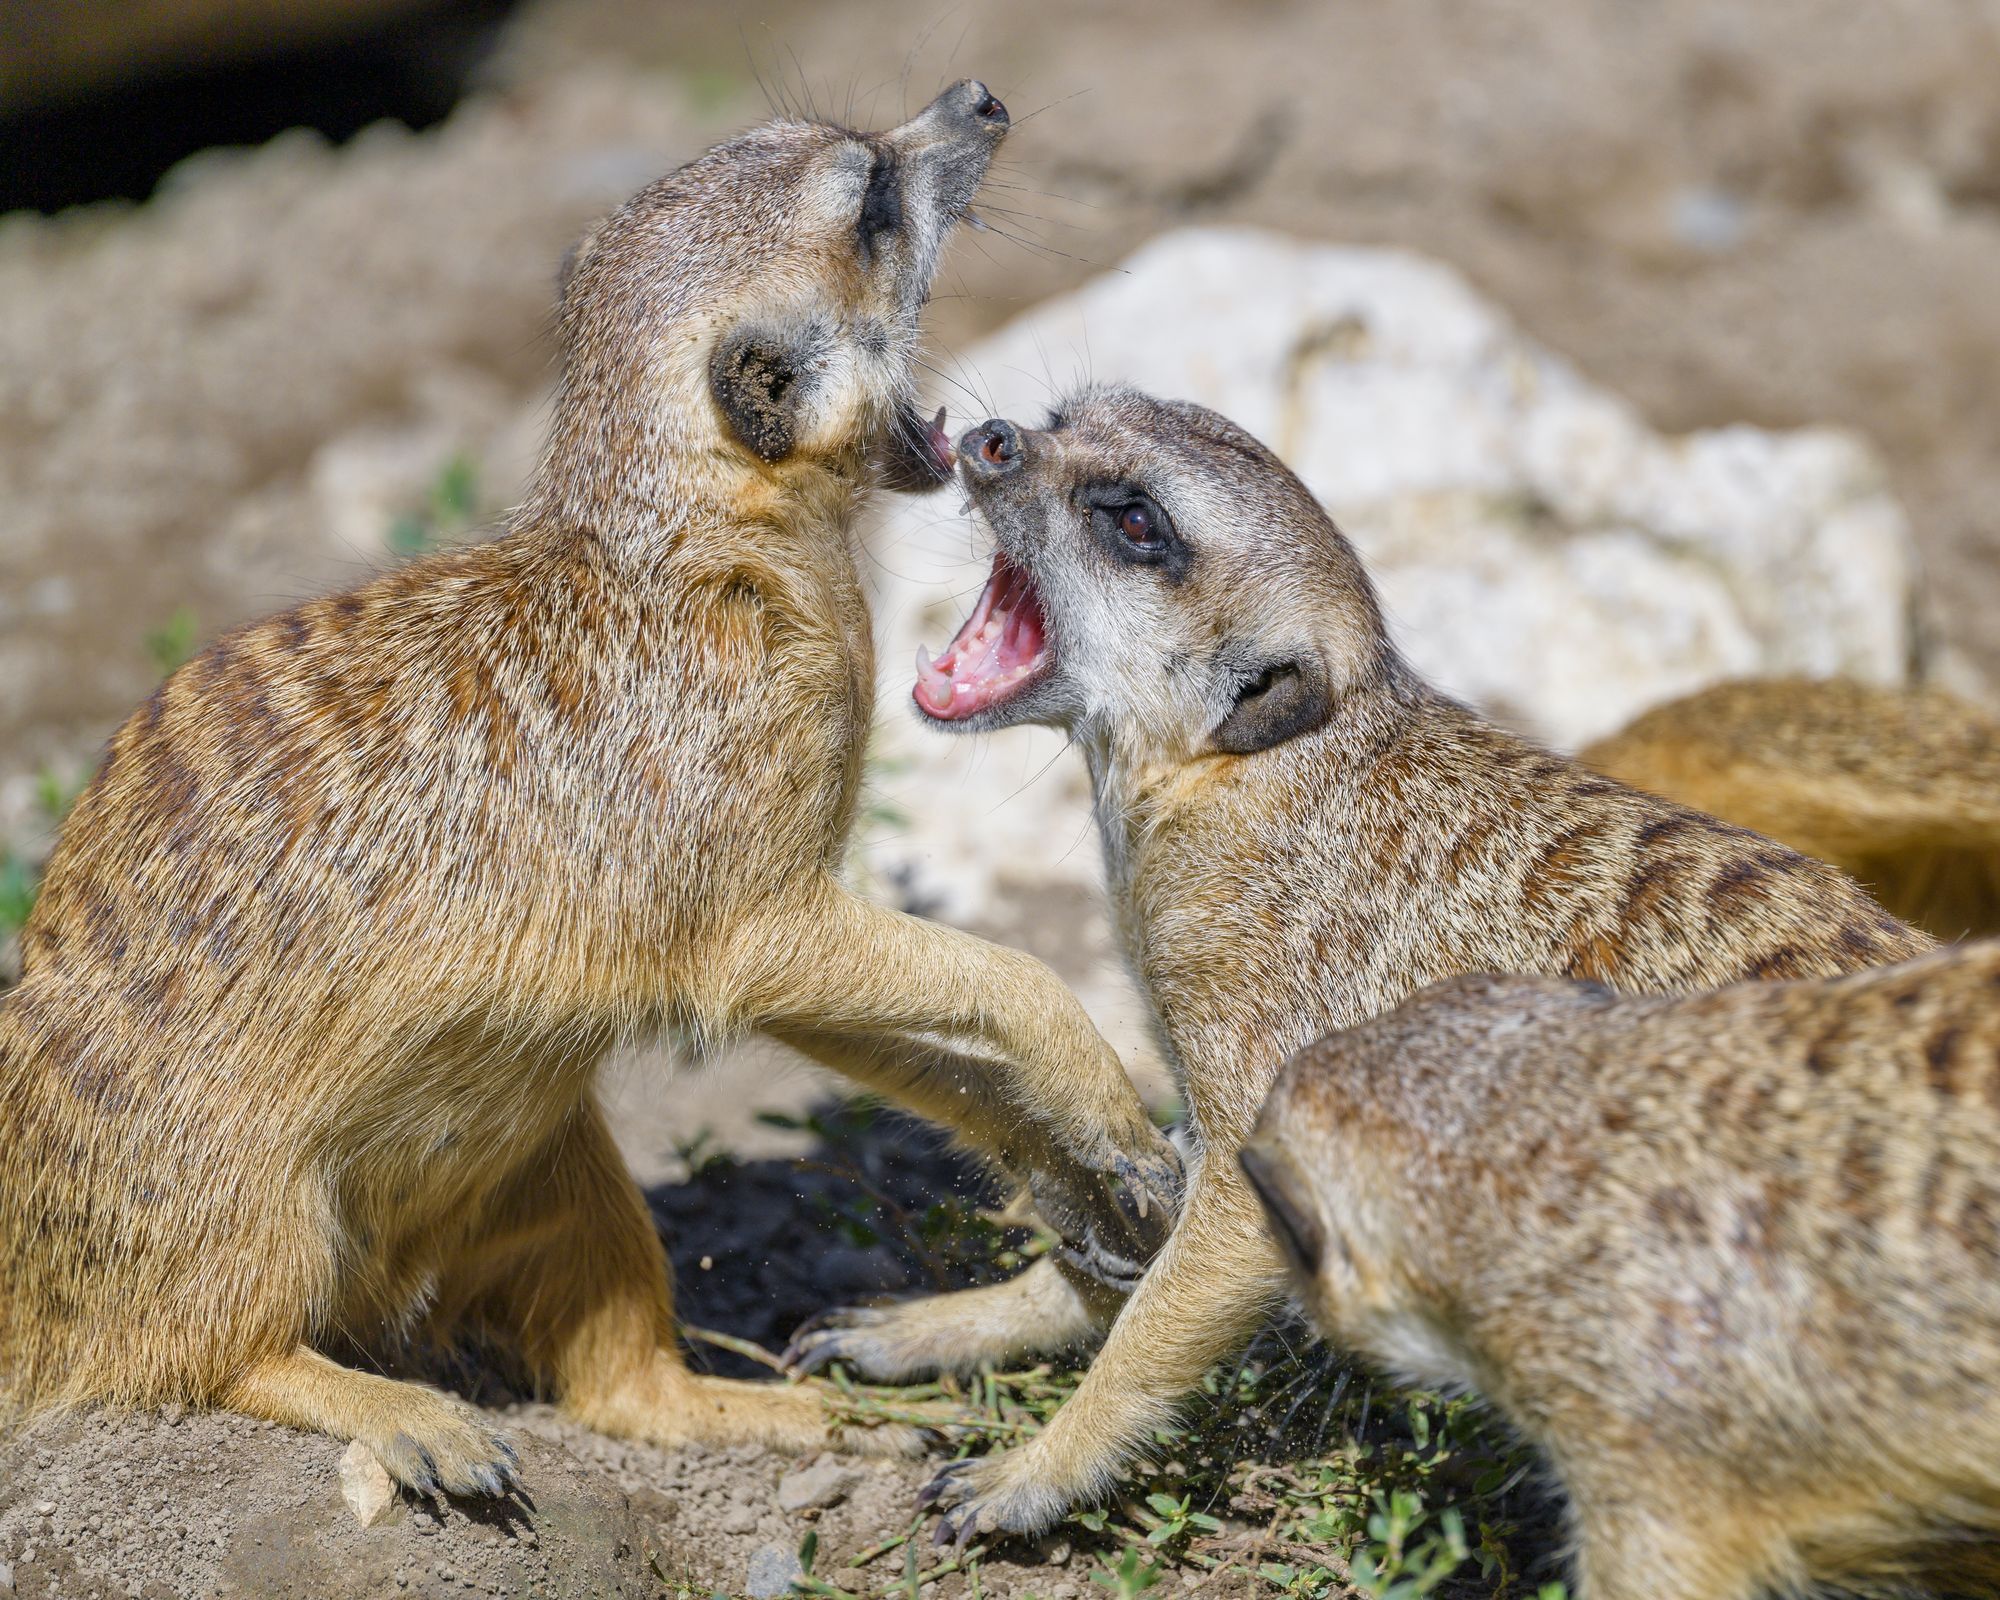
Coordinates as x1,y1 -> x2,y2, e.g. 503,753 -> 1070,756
780,1304 -> 894,1373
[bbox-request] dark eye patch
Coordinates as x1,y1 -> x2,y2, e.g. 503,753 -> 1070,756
858,150 -> 902,261
1079,481 -> 1191,583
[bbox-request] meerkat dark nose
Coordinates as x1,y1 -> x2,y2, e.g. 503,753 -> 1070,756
952,79 -> 1009,130
959,418 -> 1022,478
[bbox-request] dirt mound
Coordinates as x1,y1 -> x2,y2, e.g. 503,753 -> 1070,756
0,1409 -> 667,1600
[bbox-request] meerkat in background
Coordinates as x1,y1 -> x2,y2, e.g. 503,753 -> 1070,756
1582,676 -> 2000,941
784,384 -> 1934,1540
1243,941 -> 2000,1600
0,87 -> 1184,1498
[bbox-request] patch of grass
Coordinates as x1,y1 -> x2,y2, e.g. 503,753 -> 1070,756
0,763 -> 89,951
144,605 -> 199,677
387,452 -> 482,557
914,1350 -> 1554,1598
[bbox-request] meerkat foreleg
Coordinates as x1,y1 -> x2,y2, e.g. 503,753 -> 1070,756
223,1345 -> 522,1496
733,882 -> 1183,1229
927,1160 -> 1287,1540
784,1255 -> 1119,1381
767,1026 -> 1140,1379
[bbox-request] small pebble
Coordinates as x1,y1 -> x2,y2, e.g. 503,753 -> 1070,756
776,1459 -> 859,1514
745,1542 -> 803,1599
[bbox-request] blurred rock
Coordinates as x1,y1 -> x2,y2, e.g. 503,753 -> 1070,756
776,1458 -> 860,1513
863,227 -> 1918,927
5,1 -> 441,114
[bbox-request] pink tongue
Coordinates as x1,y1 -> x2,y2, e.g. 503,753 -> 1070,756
914,554 -> 1048,720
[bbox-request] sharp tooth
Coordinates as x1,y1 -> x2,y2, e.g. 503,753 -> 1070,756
916,644 -> 955,707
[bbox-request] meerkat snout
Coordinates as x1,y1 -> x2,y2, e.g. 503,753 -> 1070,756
960,418 -> 1024,476
914,386 -> 1382,755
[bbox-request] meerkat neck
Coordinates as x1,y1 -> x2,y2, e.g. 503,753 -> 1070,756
518,388 -> 867,572
1083,658 -> 1425,888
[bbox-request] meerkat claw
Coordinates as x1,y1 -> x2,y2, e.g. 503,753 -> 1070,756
916,1458 -> 972,1511
1058,1238 -> 1147,1294
781,1304 -> 894,1375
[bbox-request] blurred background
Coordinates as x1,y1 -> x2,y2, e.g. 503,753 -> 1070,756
3,0 -> 1998,1114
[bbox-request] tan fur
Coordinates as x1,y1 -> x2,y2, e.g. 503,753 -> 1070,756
0,89 -> 1182,1495
1582,676 -> 2000,942
806,387 -> 1935,1540
1246,940 -> 2000,1599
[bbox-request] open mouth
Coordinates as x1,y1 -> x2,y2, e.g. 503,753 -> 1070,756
877,403 -> 958,493
913,550 -> 1051,721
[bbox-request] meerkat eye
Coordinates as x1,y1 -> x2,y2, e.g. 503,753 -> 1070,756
857,151 -> 902,260
1083,484 -> 1183,575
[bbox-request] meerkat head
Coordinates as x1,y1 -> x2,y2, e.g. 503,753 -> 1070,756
543,80 -> 1009,522
1240,975 -> 1620,1354
912,385 -> 1396,763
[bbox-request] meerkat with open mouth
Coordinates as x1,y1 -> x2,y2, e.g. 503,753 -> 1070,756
0,92 -> 1184,1498
791,384 -> 1933,1541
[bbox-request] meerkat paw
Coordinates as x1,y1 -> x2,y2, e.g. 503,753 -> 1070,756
920,1446 -> 1074,1547
783,1303 -> 928,1380
1029,1131 -> 1184,1291
358,1390 -> 522,1499
1100,1127 -> 1187,1236
784,1301 -> 1036,1384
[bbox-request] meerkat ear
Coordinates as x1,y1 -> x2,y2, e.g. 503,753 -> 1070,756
1211,653 -> 1332,755
709,323 -> 814,464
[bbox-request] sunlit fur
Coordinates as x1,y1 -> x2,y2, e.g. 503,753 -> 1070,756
859,385 -> 1933,1540
1252,941 -> 2000,1599
1583,676 -> 2000,942
0,88 -> 1180,1494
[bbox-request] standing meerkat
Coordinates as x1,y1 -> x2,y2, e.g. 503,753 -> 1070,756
787,385 -> 1934,1540
0,88 -> 1182,1497
1581,677 -> 2000,941
1242,940 -> 2000,1600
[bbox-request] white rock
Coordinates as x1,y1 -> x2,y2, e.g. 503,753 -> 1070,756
337,1438 -> 396,1528
861,227 -> 1917,942
775,1458 -> 860,1513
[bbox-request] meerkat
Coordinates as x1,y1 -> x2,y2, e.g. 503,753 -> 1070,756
1582,676 -> 2000,942
785,384 -> 1935,1541
0,87 -> 1185,1498
1243,939 -> 2000,1600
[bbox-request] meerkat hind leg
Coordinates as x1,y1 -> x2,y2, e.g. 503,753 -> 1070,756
451,1099 -> 935,1457
224,1344 -> 521,1497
